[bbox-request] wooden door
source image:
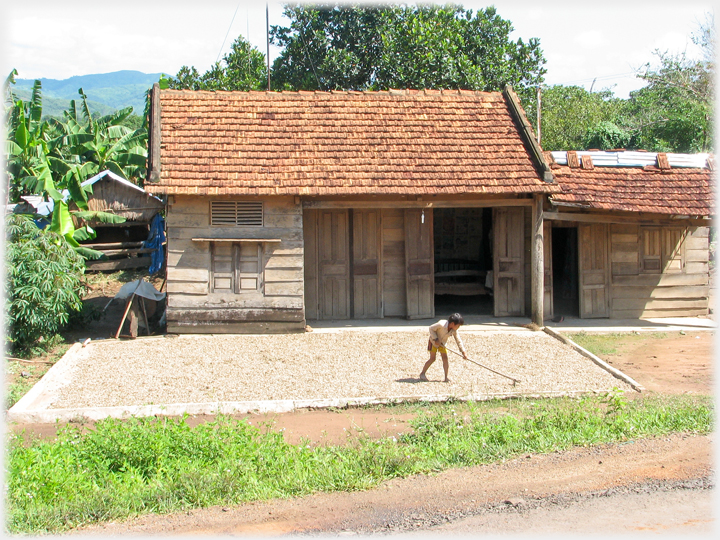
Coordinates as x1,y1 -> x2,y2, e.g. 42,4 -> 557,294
579,223 -> 610,318
318,210 -> 350,319
405,208 -> 434,319
303,209 -> 319,320
543,221 -> 553,319
352,209 -> 383,318
493,207 -> 525,316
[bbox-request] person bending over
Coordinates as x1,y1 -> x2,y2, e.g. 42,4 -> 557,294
419,313 -> 468,383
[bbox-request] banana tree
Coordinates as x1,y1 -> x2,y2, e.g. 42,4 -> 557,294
4,73 -> 62,202
4,74 -> 129,259
56,88 -> 148,182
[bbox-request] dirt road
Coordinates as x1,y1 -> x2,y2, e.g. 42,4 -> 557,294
67,331 -> 714,536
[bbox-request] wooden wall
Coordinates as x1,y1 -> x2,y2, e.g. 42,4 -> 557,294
608,223 -> 709,318
166,195 -> 305,333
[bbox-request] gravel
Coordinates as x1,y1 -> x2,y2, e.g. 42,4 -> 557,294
50,330 -> 633,409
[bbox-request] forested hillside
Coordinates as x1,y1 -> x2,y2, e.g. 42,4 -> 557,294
13,70 -> 163,118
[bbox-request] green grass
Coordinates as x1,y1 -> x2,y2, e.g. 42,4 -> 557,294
565,332 -> 667,356
5,342 -> 70,410
6,393 -> 712,534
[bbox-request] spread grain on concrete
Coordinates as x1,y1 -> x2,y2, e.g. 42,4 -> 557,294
49,331 -> 632,409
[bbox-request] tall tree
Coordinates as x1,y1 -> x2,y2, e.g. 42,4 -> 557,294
533,85 -> 626,151
168,36 -> 267,91
270,3 -> 546,99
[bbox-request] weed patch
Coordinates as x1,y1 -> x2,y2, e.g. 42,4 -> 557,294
6,394 -> 712,534
565,331 -> 668,356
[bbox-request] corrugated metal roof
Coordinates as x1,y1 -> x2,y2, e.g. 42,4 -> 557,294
551,151 -> 711,169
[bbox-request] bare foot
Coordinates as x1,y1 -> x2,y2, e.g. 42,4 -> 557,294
419,374 -> 429,382
444,378 -> 451,383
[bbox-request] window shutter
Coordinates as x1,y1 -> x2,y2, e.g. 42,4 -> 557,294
211,201 -> 263,227
640,227 -> 661,273
663,228 -> 685,273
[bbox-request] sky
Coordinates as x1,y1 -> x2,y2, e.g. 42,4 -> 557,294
0,0 -> 714,99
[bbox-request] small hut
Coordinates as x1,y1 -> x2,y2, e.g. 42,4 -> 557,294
77,171 -> 165,271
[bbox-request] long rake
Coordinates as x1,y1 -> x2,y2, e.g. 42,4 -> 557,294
444,346 -> 521,386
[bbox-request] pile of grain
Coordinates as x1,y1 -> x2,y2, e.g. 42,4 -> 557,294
51,331 -> 631,409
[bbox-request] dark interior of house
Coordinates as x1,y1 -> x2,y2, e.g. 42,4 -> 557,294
433,207 -> 493,315
551,226 -> 579,317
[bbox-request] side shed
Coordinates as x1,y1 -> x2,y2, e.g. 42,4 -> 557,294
545,150 -> 714,319
77,171 -> 165,271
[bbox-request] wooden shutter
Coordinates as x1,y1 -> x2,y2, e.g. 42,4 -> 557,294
352,209 -> 383,318
405,208 -> 434,319
640,227 -> 662,273
663,228 -> 685,273
303,209 -> 319,320
237,243 -> 261,291
211,243 -> 234,292
493,207 -> 525,316
579,223 -> 610,318
318,210 -> 350,319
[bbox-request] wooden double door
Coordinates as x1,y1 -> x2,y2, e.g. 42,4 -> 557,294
304,207 -> 539,320
303,208 -> 435,320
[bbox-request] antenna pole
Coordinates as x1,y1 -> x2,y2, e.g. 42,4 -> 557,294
536,85 -> 542,145
266,3 -> 271,91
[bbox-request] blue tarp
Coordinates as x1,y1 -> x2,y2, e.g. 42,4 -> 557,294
143,214 -> 166,274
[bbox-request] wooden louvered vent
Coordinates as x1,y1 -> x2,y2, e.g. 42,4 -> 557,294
211,201 -> 263,226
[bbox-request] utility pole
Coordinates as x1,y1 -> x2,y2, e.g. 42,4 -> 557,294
266,3 -> 271,91
536,85 -> 542,145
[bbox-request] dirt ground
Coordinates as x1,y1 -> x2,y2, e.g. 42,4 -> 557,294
9,330 -> 714,536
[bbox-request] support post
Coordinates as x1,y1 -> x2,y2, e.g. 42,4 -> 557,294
531,194 -> 544,326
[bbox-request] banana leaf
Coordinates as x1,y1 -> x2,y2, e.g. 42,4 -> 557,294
75,246 -> 106,260
72,224 -> 96,242
49,201 -> 79,247
4,140 -> 21,156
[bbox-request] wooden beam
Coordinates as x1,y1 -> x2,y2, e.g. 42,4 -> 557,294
148,82 -> 161,183
503,85 -> 554,183
85,257 -> 150,271
83,241 -> 144,249
100,248 -> 154,256
191,238 -> 282,243
544,211 -> 711,227
531,193 -> 544,326
302,198 -> 534,210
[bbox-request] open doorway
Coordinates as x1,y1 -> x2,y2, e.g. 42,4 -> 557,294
552,226 -> 579,317
433,208 -> 493,315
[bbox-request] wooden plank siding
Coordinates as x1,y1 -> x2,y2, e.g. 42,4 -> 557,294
607,224 -> 709,318
166,195 -> 306,333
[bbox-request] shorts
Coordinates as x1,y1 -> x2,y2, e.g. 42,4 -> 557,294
427,339 -> 447,354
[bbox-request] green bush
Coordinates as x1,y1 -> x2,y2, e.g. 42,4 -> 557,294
5,214 -> 86,351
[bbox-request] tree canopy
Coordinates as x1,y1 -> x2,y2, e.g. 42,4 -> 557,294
167,35 -> 267,91
536,14 -> 714,153
269,3 -> 546,99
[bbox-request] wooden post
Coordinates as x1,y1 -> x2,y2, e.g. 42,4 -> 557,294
114,280 -> 144,339
531,194 -> 544,327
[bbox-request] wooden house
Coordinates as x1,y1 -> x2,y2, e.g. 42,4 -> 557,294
144,85 -> 714,333
77,170 -> 165,271
543,150 -> 713,319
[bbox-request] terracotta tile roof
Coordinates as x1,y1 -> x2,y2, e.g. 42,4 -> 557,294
146,89 -> 559,197
546,152 -> 714,216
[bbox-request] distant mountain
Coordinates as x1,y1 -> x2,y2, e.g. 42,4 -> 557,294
13,70 -> 164,119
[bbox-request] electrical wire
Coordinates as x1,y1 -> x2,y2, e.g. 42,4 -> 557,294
216,3 -> 241,64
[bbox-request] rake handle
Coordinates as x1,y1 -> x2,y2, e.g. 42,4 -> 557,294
444,346 -> 521,384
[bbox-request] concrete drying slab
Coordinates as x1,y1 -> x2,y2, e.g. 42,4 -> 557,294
5,319 -> 667,425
